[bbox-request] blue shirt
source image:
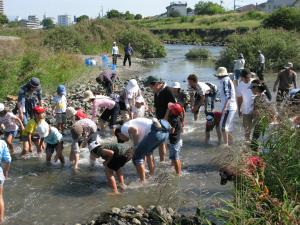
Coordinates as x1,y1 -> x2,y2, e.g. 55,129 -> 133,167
124,46 -> 134,56
44,127 -> 63,145
0,140 -> 12,179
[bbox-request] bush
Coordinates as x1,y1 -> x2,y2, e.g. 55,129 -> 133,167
195,1 -> 225,15
216,29 -> 300,72
118,28 -> 166,58
185,48 -> 211,59
169,11 -> 181,18
263,7 -> 300,31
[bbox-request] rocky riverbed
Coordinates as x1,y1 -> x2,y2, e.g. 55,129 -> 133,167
77,205 -> 209,225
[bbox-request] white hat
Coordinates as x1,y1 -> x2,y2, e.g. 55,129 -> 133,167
113,41 -> 116,45
215,67 -> 229,77
88,135 -> 102,152
37,120 -> 49,138
0,103 -> 4,112
83,90 -> 96,101
126,79 -> 139,93
170,82 -> 181,89
284,62 -> 293,69
136,96 -> 145,103
66,107 -> 77,119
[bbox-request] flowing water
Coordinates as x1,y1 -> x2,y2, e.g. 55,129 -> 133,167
5,45 -> 239,225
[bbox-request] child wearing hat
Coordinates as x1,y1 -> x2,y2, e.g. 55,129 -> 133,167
205,112 -> 222,145
52,85 -> 67,134
0,103 -> 24,155
36,120 -> 65,165
167,103 -> 184,175
21,106 -> 46,156
66,107 -> 88,124
88,134 -> 133,193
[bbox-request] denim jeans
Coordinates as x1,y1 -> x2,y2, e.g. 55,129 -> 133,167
133,122 -> 170,165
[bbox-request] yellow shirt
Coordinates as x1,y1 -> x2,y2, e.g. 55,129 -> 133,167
22,119 -> 38,136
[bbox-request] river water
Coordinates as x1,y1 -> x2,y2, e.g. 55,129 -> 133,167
5,45 -> 237,225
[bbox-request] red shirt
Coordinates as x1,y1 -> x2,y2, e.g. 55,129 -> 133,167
75,110 -> 88,120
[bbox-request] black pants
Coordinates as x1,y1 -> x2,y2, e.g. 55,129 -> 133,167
100,103 -> 120,128
112,54 -> 118,65
257,63 -> 265,81
123,55 -> 131,66
102,79 -> 113,95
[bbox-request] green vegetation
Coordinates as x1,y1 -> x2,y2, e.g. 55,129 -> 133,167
132,11 -> 266,30
41,18 -> 55,29
185,48 -> 211,59
263,7 -> 300,31
0,14 -> 8,25
106,9 -> 142,20
194,1 -> 225,15
216,29 -> 300,71
76,15 -> 89,23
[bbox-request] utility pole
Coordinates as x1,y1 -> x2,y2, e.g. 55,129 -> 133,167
234,0 -> 236,10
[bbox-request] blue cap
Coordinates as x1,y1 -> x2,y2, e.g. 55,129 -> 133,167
57,85 -> 66,95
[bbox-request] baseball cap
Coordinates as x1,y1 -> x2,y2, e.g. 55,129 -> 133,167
57,85 -> 66,95
33,106 -> 45,114
144,76 -> 161,86
170,82 -> 181,89
168,102 -> 183,116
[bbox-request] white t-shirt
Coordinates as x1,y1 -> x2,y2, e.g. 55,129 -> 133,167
234,59 -> 245,70
219,76 -> 237,111
112,46 -> 119,55
52,95 -> 67,113
189,82 -> 211,96
132,106 -> 145,119
121,118 -> 152,144
236,81 -> 255,114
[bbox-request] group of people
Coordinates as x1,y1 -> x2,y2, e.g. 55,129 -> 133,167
0,51 -> 299,222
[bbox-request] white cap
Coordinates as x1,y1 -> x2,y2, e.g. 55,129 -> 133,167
126,79 -> 139,93
136,96 -> 144,103
37,120 -> 49,138
88,135 -> 102,152
0,103 -> 4,112
170,82 -> 181,89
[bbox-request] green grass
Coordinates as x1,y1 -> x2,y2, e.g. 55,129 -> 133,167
132,11 -> 266,30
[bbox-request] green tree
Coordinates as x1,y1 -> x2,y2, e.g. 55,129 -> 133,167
41,18 -> 55,29
187,7 -> 193,13
134,14 -> 143,20
124,11 -> 134,20
263,7 -> 300,31
194,1 -> 225,15
76,15 -> 89,23
106,9 -> 123,19
0,14 -> 8,25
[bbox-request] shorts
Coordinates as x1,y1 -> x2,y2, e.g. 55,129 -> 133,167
107,149 -> 133,171
21,134 -> 40,142
220,110 -> 236,132
55,113 -> 67,124
169,139 -> 182,161
276,89 -> 289,102
46,141 -> 63,155
4,130 -> 18,138
234,70 -> 241,80
119,101 -> 127,111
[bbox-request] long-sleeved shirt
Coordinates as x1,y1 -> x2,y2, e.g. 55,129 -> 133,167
92,97 -> 116,121
112,46 -> 119,55
219,76 -> 237,111
124,46 -> 134,56
18,84 -> 42,113
259,54 -> 265,64
0,140 -> 11,180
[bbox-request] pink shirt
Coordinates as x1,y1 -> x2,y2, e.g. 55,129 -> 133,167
92,98 -> 115,120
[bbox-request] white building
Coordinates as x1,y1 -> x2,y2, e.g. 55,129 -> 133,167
26,15 -> 41,29
57,15 -> 73,26
166,2 -> 187,17
0,0 -> 3,14
258,0 -> 298,12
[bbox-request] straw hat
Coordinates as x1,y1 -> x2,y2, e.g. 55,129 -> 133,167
66,107 -> 77,119
170,82 -> 181,89
83,90 -> 96,101
214,67 -> 229,77
126,79 -> 139,93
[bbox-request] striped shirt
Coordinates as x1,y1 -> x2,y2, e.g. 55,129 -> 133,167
219,76 -> 237,111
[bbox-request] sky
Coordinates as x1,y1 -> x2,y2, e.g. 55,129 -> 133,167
5,0 -> 267,20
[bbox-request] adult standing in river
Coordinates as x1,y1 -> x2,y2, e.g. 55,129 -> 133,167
215,67 -> 237,146
236,69 -> 255,142
273,62 -> 297,105
112,42 -> 119,66
123,43 -> 134,67
257,50 -> 265,81
144,76 -> 175,162
17,77 -> 42,125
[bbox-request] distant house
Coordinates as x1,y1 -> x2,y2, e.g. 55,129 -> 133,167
258,0 -> 298,13
166,2 -> 187,17
236,4 -> 257,12
20,15 -> 41,30
57,15 -> 73,26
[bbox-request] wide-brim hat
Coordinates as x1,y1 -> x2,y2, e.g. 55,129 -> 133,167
66,107 -> 77,119
214,67 -> 229,77
83,90 -> 96,101
126,79 -> 139,93
170,81 -> 181,89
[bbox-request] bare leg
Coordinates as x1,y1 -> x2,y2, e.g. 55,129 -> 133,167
222,130 -> 229,146
205,131 -> 210,144
5,135 -> 14,155
146,155 -> 155,176
105,167 -> 118,193
216,127 -> 222,145
74,153 -> 80,169
135,164 -> 146,183
22,141 -> 29,156
56,142 -> 65,165
173,160 -> 182,176
228,133 -> 234,146
159,143 -> 166,162
0,186 -> 4,223
116,169 -> 126,191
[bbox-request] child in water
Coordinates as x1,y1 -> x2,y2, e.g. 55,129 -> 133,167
205,112 -> 222,145
167,103 -> 184,175
0,103 -> 24,155
52,85 -> 67,134
88,134 -> 133,193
